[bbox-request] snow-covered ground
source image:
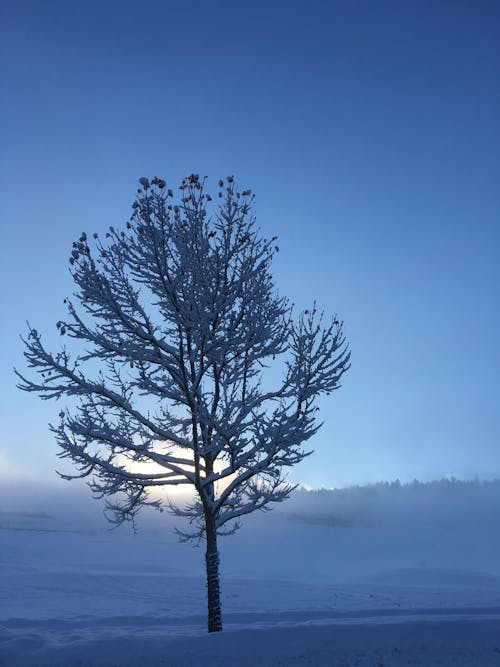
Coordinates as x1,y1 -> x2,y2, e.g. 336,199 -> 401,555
1,480 -> 500,666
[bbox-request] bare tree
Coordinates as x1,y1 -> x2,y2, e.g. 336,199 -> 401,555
17,174 -> 350,632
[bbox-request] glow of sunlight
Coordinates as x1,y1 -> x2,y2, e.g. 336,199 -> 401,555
117,451 -> 193,503
118,447 -> 238,504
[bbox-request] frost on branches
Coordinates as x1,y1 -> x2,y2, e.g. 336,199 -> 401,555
17,175 -> 350,632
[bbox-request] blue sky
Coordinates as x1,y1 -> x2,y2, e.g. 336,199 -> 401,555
1,0 -> 499,488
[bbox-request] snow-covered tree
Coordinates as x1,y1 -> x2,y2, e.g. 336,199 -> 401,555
17,175 -> 350,632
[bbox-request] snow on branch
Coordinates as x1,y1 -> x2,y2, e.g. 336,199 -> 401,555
17,174 -> 350,537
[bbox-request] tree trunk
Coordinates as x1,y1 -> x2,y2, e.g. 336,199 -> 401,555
205,514 -> 222,632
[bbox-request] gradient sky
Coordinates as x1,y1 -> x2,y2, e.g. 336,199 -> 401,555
1,0 -> 499,489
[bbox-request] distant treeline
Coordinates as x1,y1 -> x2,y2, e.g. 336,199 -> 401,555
275,478 -> 500,528
301,476 -> 500,496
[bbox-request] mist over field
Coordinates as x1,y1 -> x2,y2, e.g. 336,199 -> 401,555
2,477 -> 500,665
4,475 -> 499,535
2,477 -> 500,580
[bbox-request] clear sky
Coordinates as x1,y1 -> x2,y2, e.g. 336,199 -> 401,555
1,0 -> 499,489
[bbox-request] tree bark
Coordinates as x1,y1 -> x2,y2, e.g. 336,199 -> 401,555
205,514 -> 222,632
